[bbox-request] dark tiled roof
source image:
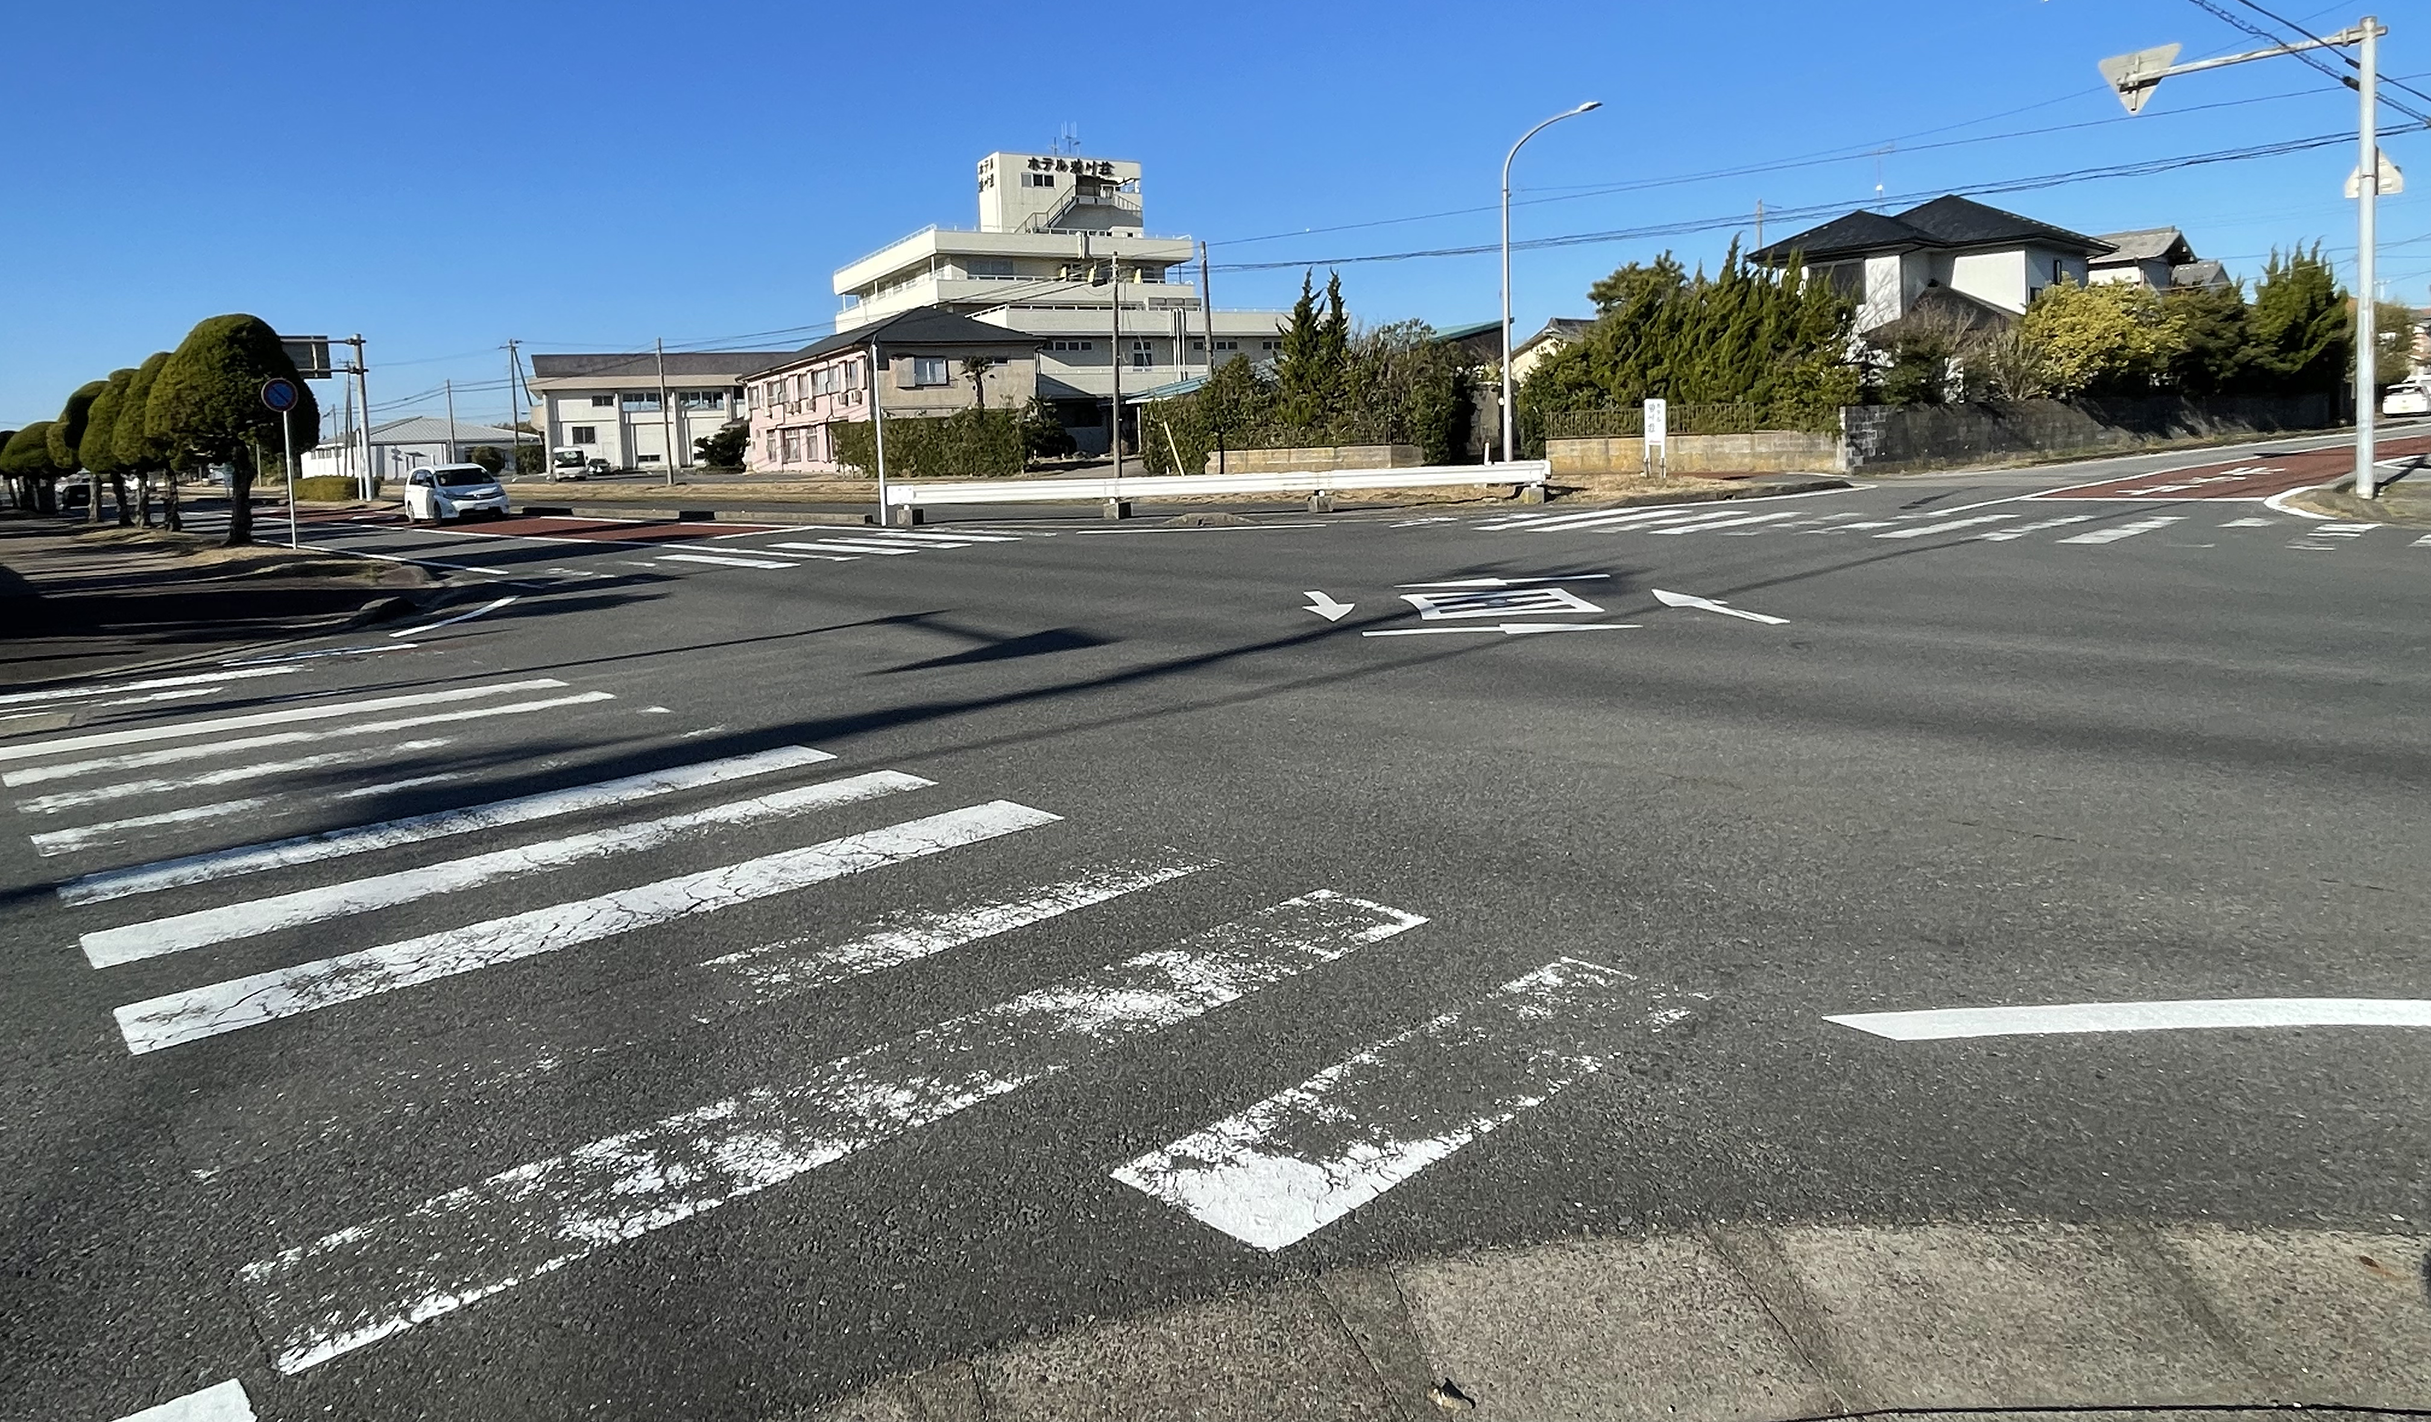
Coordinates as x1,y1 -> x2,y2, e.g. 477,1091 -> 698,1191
529,350 -> 796,381
2170,259 -> 2229,289
1752,209 -> 1934,264
1753,196 -> 2112,265
1897,196 -> 2108,255
782,307 -> 1044,368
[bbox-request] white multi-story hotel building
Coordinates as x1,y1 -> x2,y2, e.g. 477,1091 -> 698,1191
832,151 -> 1290,454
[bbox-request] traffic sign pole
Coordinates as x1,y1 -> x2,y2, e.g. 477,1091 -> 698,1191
283,409 -> 298,548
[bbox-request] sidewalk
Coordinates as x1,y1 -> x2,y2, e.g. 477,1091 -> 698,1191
2285,445 -> 2431,524
805,1219 -> 2429,1422
0,514 -> 435,688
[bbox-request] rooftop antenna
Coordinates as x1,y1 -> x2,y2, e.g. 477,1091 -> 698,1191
1054,122 -> 1079,155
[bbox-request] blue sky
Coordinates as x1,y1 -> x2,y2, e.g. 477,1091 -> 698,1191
2,0 -> 2422,432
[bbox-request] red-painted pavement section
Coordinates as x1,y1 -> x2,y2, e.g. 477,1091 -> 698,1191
2027,434 -> 2431,502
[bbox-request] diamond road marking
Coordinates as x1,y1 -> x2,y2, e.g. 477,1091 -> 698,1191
1399,587 -> 1603,620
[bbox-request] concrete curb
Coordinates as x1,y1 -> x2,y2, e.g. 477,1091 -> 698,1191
512,502 -> 873,526
799,1221 -> 2430,1422
1541,475 -> 1851,510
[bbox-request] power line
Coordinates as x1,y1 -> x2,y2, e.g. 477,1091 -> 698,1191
1210,131 -> 2357,274
2184,0 -> 2431,125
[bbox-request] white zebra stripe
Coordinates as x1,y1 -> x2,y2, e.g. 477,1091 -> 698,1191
57,744 -> 833,906
237,888 -> 1421,1374
113,800 -> 1061,1053
1114,957 -> 1692,1250
0,680 -> 568,764
82,769 -> 929,966
3,692 -> 610,788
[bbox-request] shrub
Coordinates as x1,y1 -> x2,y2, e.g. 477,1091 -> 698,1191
830,408 -> 1029,478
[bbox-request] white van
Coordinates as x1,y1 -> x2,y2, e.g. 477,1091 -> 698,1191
403,464 -> 510,523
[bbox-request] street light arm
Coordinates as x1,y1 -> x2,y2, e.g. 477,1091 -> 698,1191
1502,101 -> 1604,194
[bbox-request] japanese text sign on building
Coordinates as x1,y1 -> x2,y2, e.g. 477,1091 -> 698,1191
1027,157 -> 1116,177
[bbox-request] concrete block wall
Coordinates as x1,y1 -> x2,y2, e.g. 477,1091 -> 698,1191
1843,393 -> 2336,473
1206,444 -> 1424,475
1547,431 -> 1843,476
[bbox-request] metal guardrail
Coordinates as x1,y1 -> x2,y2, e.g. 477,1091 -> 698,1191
881,461 -> 1551,509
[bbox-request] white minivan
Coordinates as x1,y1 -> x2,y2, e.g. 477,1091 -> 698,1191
403,464 -> 510,523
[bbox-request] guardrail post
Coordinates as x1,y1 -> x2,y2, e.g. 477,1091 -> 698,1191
1520,482 -> 1549,504
1308,490 -> 1335,513
891,504 -> 924,527
1102,498 -> 1132,520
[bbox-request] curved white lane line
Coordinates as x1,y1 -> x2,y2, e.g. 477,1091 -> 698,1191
2263,482 -> 2338,519
1828,997 -> 2431,1040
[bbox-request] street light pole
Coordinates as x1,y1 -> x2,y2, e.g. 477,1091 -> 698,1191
1502,100 -> 1601,465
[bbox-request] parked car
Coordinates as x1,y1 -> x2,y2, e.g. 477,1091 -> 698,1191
548,447 -> 592,481
402,464 -> 510,523
2384,381 -> 2430,417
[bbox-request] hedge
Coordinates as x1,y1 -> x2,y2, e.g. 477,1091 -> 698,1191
830,409 -> 1027,478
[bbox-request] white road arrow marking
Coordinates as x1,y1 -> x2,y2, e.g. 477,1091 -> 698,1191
1302,591 -> 1355,621
1650,588 -> 1789,624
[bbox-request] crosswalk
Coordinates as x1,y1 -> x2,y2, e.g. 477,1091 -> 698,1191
6,651 -> 1665,1388
1473,500 -> 2409,553
657,524 -> 1054,572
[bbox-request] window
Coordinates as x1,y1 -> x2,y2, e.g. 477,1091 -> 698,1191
1049,339 -> 1095,352
781,429 -> 802,463
570,426 -> 597,445
1260,340 -> 1280,352
637,452 -> 662,464
907,356 -> 950,387
678,390 -> 724,410
589,394 -> 615,408
620,392 -> 660,412
815,366 -> 840,396
844,360 -> 864,390
1214,339 -> 1239,352
1130,339 -> 1153,369
1024,171 -> 1056,187
967,257 -> 1017,279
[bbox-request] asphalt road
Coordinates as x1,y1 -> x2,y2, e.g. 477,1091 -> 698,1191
6,431 -> 2428,1421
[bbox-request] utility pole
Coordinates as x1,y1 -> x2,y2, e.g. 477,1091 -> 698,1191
1109,241 -> 1123,478
868,339 -> 890,525
2097,18 -> 2389,496
1200,239 -> 1223,475
655,338 -> 674,488
346,335 -> 371,501
504,339 -> 525,480
2354,17 -> 2380,496
444,379 -> 458,465
1755,199 -> 1764,251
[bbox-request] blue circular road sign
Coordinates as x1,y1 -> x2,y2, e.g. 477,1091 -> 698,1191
260,377 -> 300,412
